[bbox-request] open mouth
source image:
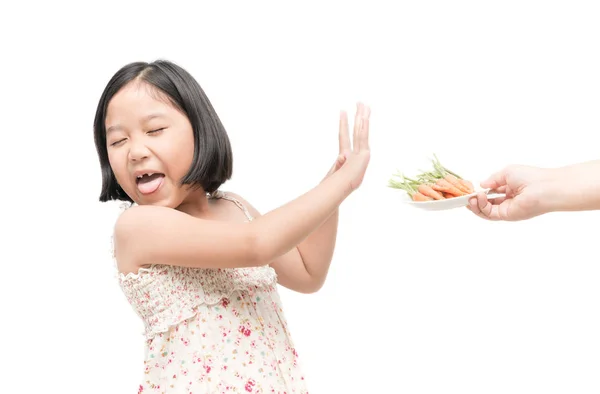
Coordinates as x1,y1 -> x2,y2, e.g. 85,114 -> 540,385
136,172 -> 165,195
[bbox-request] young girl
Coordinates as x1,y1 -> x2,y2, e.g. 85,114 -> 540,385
94,59 -> 371,393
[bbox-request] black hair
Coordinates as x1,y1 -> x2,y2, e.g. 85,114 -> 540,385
93,59 -> 233,202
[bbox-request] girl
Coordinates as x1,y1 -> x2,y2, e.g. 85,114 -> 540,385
93,59 -> 371,393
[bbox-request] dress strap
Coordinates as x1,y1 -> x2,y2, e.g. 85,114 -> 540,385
209,190 -> 254,222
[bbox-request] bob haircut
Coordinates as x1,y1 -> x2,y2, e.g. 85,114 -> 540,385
93,60 -> 233,202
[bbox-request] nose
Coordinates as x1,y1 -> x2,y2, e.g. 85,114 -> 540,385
128,138 -> 151,162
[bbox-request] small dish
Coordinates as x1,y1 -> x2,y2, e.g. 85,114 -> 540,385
402,188 -> 505,211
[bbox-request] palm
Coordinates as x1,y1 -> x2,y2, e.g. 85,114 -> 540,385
325,103 -> 371,191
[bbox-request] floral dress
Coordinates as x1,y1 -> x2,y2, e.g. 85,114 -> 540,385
115,192 -> 308,393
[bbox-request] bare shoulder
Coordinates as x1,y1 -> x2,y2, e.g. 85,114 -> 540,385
112,200 -> 263,271
223,191 -> 263,218
114,204 -> 167,238
113,205 -> 166,273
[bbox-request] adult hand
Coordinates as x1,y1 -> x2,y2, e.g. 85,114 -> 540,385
468,164 -> 557,221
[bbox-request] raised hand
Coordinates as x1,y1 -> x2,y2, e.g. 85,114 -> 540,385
327,102 -> 371,191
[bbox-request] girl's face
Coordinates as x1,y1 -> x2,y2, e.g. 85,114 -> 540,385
105,81 -> 197,208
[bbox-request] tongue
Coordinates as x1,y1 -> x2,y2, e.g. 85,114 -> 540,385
137,174 -> 164,194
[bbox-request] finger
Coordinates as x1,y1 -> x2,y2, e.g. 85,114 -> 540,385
335,153 -> 346,169
353,102 -> 364,151
476,192 -> 506,221
327,154 -> 345,175
486,185 -> 508,205
360,105 -> 371,151
338,111 -> 350,154
467,195 -> 492,220
480,168 -> 509,189
487,196 -> 507,205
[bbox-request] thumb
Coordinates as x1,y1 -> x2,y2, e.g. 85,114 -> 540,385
327,154 -> 346,175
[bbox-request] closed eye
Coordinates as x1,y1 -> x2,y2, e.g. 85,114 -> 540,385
109,128 -> 165,147
148,128 -> 166,135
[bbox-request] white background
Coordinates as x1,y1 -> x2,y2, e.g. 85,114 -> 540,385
2,1 -> 600,393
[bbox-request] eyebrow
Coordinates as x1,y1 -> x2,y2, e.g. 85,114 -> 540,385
106,113 -> 167,134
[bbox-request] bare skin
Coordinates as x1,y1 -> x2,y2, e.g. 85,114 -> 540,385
107,80 -> 371,293
468,160 -> 600,221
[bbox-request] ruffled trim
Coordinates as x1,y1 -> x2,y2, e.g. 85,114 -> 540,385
117,264 -> 278,340
111,189 -> 268,339
117,263 -> 276,285
116,265 -> 154,281
140,282 -> 275,340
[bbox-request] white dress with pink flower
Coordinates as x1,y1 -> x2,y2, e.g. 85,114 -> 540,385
115,192 -> 308,393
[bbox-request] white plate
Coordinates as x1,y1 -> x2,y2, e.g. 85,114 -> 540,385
402,188 -> 506,211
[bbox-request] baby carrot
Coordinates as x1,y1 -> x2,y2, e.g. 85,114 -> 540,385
417,184 -> 445,200
460,179 -> 474,193
389,155 -> 478,202
443,174 -> 471,194
430,154 -> 475,193
388,174 -> 434,201
412,192 -> 433,201
432,178 -> 466,196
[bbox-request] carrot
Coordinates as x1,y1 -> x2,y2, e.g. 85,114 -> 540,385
460,179 -> 474,193
426,155 -> 477,194
432,178 -> 466,196
400,175 -> 446,200
389,155 -> 477,202
412,192 -> 433,201
443,174 -> 471,194
429,154 -> 475,193
417,184 -> 445,200
388,174 -> 427,201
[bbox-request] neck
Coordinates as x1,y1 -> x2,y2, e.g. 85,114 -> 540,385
176,188 -> 213,217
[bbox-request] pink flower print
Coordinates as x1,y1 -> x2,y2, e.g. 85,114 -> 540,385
245,379 -> 256,392
222,298 -> 229,307
204,365 -> 212,374
138,385 -> 144,393
238,325 -> 251,337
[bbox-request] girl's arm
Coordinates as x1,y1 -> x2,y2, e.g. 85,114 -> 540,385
114,104 -> 371,275
114,168 -> 353,273
225,193 -> 338,293
222,108 -> 369,293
